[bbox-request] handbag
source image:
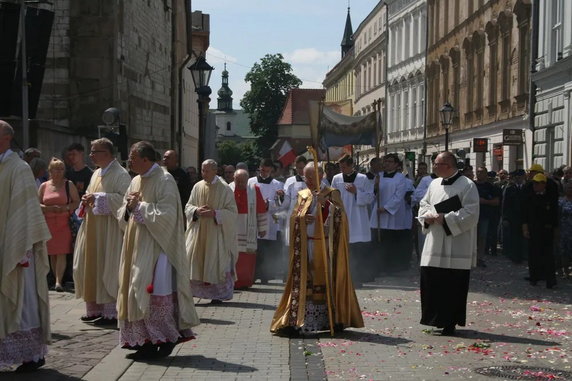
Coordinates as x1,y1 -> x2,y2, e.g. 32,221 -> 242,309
64,181 -> 80,240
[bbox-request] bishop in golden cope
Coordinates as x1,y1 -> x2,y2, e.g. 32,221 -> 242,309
271,162 -> 364,336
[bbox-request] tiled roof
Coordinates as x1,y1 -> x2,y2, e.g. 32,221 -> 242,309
277,88 -> 326,125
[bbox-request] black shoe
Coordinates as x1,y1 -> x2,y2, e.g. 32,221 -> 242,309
15,358 -> 45,373
524,276 -> 538,285
125,344 -> 159,360
210,299 -> 223,305
334,323 -> 345,333
547,281 -> 557,289
442,325 -> 456,336
157,342 -> 176,358
81,315 -> 101,322
275,326 -> 300,338
93,317 -> 118,327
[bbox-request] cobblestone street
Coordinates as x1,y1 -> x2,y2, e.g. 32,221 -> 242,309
1,255 -> 571,380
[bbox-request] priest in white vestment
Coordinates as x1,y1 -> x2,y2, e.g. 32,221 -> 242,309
418,152 -> 479,336
73,138 -> 131,325
117,141 -> 199,360
186,159 -> 238,303
331,155 -> 374,284
0,121 -> 51,372
248,158 -> 284,283
413,172 -> 437,256
280,156 -> 308,247
369,153 -> 413,274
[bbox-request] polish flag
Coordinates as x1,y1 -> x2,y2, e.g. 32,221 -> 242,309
278,140 -> 296,167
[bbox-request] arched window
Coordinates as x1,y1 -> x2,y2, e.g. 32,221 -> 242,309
450,47 -> 461,125
473,31 -> 486,116
499,11 -> 514,105
486,20 -> 499,112
463,38 -> 473,120
514,0 -> 532,100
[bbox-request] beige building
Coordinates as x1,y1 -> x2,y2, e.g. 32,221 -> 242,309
324,8 -> 357,115
323,3 -> 387,169
352,2 -> 387,168
426,0 -> 532,171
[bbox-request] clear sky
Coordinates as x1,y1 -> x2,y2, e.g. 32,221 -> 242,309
193,0 -> 380,110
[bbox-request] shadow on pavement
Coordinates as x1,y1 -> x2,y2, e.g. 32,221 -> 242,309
241,287 -> 283,294
51,333 -> 71,341
0,368 -> 82,381
457,330 -> 562,346
327,330 -> 413,346
139,355 -> 257,372
200,318 -> 235,326
195,301 -> 275,310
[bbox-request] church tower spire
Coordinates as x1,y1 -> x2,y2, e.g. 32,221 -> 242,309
217,63 -> 233,112
341,6 -> 354,58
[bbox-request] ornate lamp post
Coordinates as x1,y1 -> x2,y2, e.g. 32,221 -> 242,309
439,102 -> 455,152
188,54 -> 214,165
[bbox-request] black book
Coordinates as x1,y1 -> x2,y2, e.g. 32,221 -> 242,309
434,195 -> 462,214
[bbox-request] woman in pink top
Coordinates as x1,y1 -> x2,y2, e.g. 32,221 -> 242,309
38,158 -> 80,291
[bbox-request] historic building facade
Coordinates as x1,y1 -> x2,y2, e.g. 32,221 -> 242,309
385,0 -> 426,172
3,0 -> 203,167
426,0 -> 532,171
531,0 -> 572,170
323,8 -> 356,116
351,2 -> 387,167
214,66 -> 255,150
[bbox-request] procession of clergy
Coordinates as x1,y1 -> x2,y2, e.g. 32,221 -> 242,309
1,118 -> 480,371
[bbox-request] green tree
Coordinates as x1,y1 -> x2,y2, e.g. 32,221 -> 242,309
217,140 -> 242,165
217,140 -> 259,169
240,53 -> 302,157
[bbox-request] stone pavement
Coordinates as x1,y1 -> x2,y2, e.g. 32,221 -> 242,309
1,255 -> 571,380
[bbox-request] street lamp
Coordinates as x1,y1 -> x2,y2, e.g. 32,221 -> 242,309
439,102 -> 454,151
188,54 -> 214,165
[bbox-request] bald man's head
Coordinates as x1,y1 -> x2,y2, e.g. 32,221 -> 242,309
0,120 -> 14,136
234,168 -> 249,189
162,150 -> 179,170
0,120 -> 14,152
434,152 -> 458,178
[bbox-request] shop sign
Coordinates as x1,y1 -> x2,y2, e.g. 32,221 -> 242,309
503,129 -> 523,145
473,138 -> 488,152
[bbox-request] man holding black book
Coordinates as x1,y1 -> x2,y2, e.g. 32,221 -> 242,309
417,152 -> 480,336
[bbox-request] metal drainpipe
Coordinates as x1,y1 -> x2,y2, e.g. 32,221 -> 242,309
422,3 -> 429,159
528,0 -> 539,134
527,0 -> 539,168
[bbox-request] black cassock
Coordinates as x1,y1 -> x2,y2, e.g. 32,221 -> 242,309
522,192 -> 558,287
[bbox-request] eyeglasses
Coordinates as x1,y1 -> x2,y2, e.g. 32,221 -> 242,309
90,150 -> 107,154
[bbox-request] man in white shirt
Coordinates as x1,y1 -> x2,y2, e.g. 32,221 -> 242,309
370,154 -> 413,274
418,152 -> 479,336
331,155 -> 374,285
281,156 -> 308,247
248,159 -> 284,283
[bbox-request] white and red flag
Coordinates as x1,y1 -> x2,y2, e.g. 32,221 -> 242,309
277,140 -> 296,167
